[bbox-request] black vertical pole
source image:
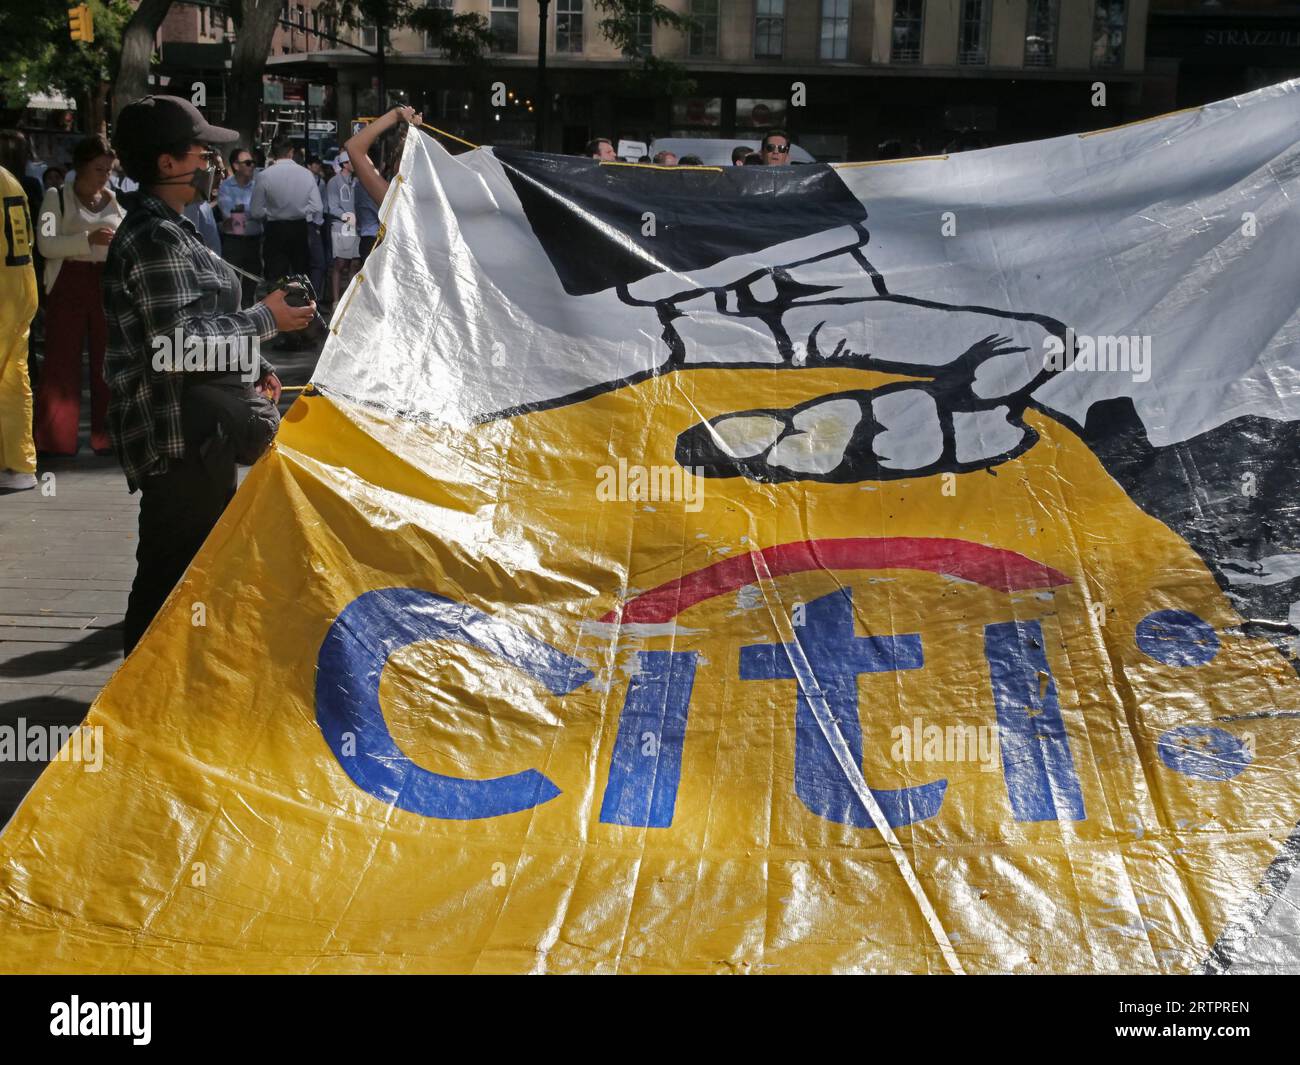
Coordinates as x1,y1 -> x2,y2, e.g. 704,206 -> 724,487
535,0 -> 550,151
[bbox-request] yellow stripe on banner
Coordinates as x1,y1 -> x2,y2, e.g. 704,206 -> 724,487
834,155 -> 949,169
331,273 -> 364,336
418,123 -> 480,151
354,116 -> 481,152
600,161 -> 726,172
331,172 -> 404,335
1079,103 -> 1206,139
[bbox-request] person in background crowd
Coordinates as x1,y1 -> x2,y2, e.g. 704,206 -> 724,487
42,166 -> 65,190
743,152 -> 763,166
343,106 -> 421,262
317,158 -> 334,278
249,134 -> 320,284
104,95 -> 313,655
678,154 -> 703,166
35,134 -> 124,457
183,196 -> 222,253
586,137 -> 616,162
353,177 -> 380,263
760,130 -> 792,166
325,151 -> 359,306
876,139 -> 904,161
304,154 -> 329,305
292,146 -> 306,167
184,149 -> 226,253
0,158 -> 39,492
731,146 -> 750,166
653,150 -> 677,166
217,146 -> 263,308
1,131 -> 44,228
252,146 -> 267,171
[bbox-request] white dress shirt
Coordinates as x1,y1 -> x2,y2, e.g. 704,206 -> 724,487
248,157 -> 322,223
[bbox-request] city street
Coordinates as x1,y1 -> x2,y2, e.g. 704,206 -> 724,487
0,343 -> 321,825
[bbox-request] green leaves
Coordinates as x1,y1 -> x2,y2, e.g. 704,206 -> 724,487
0,0 -> 131,113
591,0 -> 698,96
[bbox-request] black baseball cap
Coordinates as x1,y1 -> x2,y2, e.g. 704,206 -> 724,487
113,95 -> 239,155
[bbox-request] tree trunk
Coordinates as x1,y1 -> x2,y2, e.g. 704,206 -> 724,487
91,80 -> 111,135
227,0 -> 285,150
112,0 -> 175,122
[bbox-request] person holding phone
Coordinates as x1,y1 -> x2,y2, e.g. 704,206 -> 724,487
217,146 -> 263,307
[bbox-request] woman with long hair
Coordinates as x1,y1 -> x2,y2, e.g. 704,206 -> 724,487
34,133 -> 124,455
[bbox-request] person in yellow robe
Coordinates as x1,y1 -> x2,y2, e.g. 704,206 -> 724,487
0,161 -> 38,490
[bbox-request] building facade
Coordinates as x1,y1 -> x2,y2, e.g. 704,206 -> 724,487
267,0 -> 1158,160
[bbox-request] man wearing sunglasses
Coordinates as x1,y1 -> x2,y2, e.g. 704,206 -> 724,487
761,130 -> 793,166
105,95 -> 315,654
217,147 -> 263,307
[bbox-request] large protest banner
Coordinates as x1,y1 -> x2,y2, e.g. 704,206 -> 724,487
1,80 -> 1299,974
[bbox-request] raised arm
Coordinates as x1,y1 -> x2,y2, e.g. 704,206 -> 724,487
343,105 -> 422,208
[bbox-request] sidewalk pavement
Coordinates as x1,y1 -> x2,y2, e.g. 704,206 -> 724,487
0,343 -> 321,826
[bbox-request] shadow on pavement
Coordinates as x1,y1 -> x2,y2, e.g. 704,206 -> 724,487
0,625 -> 123,680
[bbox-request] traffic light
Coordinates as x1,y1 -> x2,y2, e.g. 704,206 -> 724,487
68,4 -> 94,43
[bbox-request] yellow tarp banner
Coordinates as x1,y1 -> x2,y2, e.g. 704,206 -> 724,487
4,80 -> 1300,973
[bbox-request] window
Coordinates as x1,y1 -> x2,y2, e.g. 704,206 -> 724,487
958,0 -> 989,64
361,22 -> 378,49
755,0 -> 784,60
689,0 -> 718,58
890,0 -> 923,64
820,0 -> 850,60
1091,0 -> 1126,68
491,0 -> 519,53
556,0 -> 583,53
297,4 -> 306,31
1024,0 -> 1058,68
423,0 -> 454,50
622,0 -> 653,57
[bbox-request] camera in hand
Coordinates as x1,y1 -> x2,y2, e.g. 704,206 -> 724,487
272,274 -> 317,308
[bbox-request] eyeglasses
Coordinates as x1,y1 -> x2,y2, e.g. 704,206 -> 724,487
235,159 -> 254,166
763,143 -> 790,154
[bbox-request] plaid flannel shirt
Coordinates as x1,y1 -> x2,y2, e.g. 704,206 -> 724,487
103,193 -> 278,491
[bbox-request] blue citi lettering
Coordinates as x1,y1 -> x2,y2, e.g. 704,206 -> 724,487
319,585 -> 1201,827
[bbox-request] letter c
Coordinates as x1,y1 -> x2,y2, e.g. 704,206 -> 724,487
315,587 -> 592,819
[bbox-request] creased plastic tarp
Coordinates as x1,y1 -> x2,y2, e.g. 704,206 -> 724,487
2,80 -> 1300,974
